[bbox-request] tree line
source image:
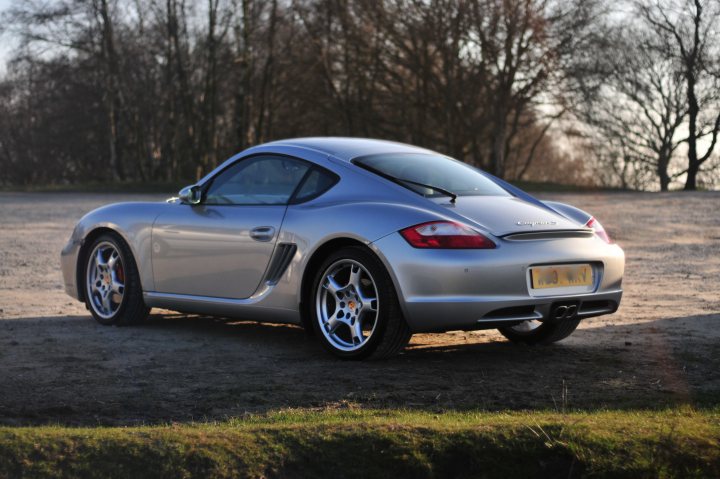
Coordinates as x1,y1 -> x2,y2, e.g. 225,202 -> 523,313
0,0 -> 718,190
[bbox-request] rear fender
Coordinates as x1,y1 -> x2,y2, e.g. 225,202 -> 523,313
542,201 -> 592,227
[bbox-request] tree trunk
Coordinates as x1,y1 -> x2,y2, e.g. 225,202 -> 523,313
658,162 -> 670,191
254,0 -> 277,144
490,102 -> 508,178
200,0 -> 219,175
98,0 -> 124,181
233,0 -> 253,150
684,69 -> 700,190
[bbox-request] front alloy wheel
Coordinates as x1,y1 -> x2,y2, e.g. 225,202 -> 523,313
83,233 -> 149,325
86,241 -> 125,320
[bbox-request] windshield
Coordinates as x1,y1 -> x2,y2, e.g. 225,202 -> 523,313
354,153 -> 510,198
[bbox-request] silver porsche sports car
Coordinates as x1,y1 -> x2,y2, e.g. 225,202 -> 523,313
61,137 -> 624,359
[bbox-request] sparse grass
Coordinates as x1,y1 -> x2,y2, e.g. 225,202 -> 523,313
0,408 -> 718,478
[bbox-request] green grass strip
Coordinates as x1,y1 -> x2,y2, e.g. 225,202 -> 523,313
0,408 -> 718,478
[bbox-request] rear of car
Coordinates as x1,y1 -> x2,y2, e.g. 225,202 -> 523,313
373,228 -> 623,333
356,151 -> 624,336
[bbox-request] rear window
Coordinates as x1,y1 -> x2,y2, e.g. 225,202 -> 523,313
353,153 -> 510,198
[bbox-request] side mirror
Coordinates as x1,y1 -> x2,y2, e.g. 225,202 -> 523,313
178,185 -> 202,205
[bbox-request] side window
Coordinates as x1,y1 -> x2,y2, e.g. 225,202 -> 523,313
292,168 -> 338,203
204,156 -> 309,205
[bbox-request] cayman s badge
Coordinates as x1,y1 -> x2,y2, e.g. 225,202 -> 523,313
516,220 -> 558,226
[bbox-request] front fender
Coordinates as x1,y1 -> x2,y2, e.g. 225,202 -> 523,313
71,202 -> 169,293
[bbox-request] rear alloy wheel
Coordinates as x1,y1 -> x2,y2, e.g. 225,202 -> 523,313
498,317 -> 580,345
311,246 -> 411,359
84,233 -> 149,326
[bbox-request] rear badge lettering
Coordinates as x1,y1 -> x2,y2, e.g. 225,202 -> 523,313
516,220 -> 557,226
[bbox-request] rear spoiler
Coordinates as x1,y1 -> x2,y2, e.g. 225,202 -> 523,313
479,170 -> 592,226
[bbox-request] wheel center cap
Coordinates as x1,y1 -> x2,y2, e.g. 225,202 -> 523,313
348,300 -> 356,311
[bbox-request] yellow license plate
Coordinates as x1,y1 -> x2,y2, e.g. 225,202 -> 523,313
531,264 -> 593,289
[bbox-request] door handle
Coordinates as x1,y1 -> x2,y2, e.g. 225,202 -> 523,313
250,226 -> 275,242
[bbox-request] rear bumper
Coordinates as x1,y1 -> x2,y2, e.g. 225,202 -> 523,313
401,290 -> 622,332
371,233 -> 625,332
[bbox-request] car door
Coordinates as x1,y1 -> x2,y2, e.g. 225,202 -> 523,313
152,155 -> 310,298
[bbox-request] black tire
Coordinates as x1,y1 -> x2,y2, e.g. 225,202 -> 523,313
498,317 -> 580,345
310,246 -> 411,359
83,233 -> 150,326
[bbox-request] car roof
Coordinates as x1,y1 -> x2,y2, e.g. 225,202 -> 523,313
263,137 -> 436,162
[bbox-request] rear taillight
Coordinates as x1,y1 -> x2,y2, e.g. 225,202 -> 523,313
586,217 -> 611,243
400,221 -> 496,249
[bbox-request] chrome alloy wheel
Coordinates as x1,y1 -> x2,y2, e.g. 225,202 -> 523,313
86,241 -> 125,319
316,259 -> 379,352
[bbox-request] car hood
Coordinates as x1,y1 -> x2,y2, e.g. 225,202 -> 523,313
445,196 -> 583,236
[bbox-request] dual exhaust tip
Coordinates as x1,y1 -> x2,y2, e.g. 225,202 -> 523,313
551,303 -> 578,321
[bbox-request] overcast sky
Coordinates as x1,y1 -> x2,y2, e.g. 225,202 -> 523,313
0,0 -> 15,74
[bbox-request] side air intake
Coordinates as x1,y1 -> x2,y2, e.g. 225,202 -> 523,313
264,243 -> 297,285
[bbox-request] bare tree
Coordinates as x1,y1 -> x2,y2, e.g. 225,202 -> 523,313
579,23 -> 688,190
639,0 -> 720,190
3,0 -> 130,180
231,0 -> 256,151
95,0 -> 124,180
1,0 -> 679,190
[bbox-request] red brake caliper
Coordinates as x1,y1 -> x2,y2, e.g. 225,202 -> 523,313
117,263 -> 125,283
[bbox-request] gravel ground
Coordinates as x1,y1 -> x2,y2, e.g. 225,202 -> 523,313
0,191 -> 718,425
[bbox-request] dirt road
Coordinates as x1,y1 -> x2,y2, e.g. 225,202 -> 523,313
1,191 -> 718,425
